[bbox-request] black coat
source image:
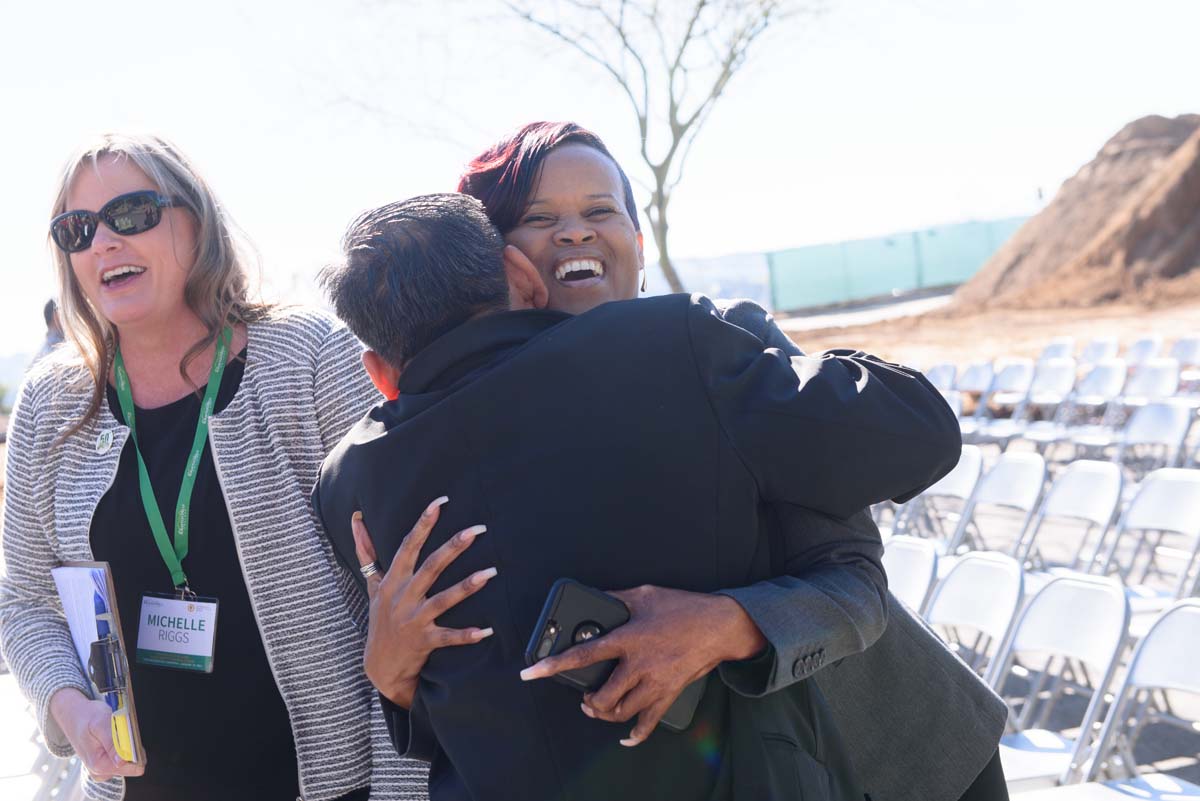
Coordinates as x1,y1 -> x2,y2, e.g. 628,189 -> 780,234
314,294 -> 961,801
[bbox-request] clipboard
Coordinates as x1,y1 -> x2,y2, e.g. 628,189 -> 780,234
52,561 -> 146,765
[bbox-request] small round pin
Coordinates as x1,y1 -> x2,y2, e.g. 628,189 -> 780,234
95,429 -> 113,454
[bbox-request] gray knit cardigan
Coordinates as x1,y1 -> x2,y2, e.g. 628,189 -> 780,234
0,309 -> 428,801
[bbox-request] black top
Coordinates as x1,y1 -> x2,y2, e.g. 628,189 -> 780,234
314,295 -> 959,801
91,351 -> 299,801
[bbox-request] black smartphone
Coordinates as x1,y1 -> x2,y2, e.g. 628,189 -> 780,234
525,578 -> 707,733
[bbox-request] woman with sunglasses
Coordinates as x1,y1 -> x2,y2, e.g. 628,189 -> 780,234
0,134 -> 417,801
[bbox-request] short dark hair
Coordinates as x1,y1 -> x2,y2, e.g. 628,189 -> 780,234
457,121 -> 640,234
321,193 -> 509,369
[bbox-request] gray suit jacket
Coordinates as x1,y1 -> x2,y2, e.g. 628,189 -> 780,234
717,300 -> 1008,801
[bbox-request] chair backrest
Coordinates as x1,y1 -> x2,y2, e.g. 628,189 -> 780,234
1125,599 -> 1200,693
1074,358 -> 1127,401
989,358 -> 1035,394
1125,334 -> 1163,367
1169,335 -> 1200,369
924,363 -> 957,392
939,389 -> 963,418
882,536 -> 939,613
995,574 -> 1129,678
1039,460 -> 1122,528
1027,358 -> 1076,402
955,361 -> 994,394
973,451 -> 1046,511
1121,401 -> 1192,450
1038,337 -> 1075,362
925,552 -> 1024,644
1122,357 -> 1180,400
1078,599 -> 1200,783
1080,336 -> 1119,365
925,444 -> 983,501
1121,468 -> 1200,537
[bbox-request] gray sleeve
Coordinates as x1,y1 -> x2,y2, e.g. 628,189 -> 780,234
0,375 -> 92,756
717,508 -> 887,697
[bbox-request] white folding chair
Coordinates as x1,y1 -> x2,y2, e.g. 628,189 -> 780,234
924,363 -> 957,393
1015,460 -> 1122,574
1069,359 -> 1129,421
1124,335 -> 1164,370
1038,337 -> 1076,362
967,359 -> 1034,444
1119,358 -> 1180,410
1070,401 -> 1192,478
956,361 -> 995,437
1112,401 -> 1193,475
1079,336 -> 1119,368
939,451 -> 1046,557
896,444 -> 984,543
1098,468 -> 1200,632
1025,358 -> 1079,414
983,358 -> 1077,449
1028,359 -> 1127,458
985,358 -> 1036,411
957,361 -> 995,395
1016,601 -> 1200,799
882,536 -> 939,613
1170,334 -> 1200,371
989,575 -> 1130,792
923,551 -> 1023,676
1173,334 -> 1200,395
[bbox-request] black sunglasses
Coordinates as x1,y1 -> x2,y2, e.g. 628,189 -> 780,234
50,190 -> 185,253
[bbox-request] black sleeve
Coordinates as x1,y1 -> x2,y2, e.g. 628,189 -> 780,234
379,692 -> 440,763
687,295 -> 961,519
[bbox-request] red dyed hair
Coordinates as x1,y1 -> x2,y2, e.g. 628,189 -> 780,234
457,121 -> 640,235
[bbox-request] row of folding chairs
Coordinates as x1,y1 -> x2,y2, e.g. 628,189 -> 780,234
925,334 -> 1200,394
1034,332 -> 1200,371
950,357 -> 1192,449
880,544 -> 1200,796
882,448 -> 1200,631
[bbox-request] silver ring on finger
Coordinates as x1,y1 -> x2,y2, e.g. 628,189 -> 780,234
360,561 -> 382,578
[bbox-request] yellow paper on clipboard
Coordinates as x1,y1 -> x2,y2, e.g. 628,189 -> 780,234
52,562 -> 146,766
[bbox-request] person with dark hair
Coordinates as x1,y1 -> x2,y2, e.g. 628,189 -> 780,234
451,122 -> 1011,801
313,191 -> 966,801
29,298 -> 66,367
322,195 -> 510,372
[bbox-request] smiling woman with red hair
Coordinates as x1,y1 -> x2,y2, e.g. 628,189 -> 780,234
426,121 -> 1006,801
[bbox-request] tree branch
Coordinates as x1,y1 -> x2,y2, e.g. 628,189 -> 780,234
504,2 -> 647,122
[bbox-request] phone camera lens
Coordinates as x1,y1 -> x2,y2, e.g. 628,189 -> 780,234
574,622 -> 602,643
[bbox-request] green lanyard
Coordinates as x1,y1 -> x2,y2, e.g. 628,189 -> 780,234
113,326 -> 232,591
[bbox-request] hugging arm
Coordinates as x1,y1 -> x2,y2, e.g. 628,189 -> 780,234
690,295 -> 961,518
526,299 -> 948,740
718,506 -> 887,696
707,299 -> 944,694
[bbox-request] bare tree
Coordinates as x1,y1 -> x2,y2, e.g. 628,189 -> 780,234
505,0 -> 818,292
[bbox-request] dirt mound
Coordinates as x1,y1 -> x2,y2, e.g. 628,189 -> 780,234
952,114 -> 1200,311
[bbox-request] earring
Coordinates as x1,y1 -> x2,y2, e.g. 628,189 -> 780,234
640,269 -> 647,293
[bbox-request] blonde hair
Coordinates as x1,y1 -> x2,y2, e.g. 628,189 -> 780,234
49,133 -> 272,439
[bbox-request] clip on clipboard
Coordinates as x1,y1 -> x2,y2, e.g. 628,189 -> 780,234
88,636 -> 127,695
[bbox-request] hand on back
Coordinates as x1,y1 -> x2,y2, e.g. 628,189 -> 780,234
352,498 -> 496,709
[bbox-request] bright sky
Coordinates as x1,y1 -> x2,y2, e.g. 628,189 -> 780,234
1,0 -> 1196,357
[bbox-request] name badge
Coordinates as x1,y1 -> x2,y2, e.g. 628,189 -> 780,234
136,593 -> 219,673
